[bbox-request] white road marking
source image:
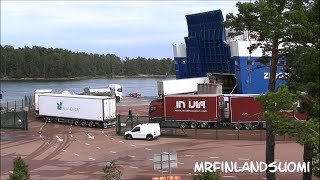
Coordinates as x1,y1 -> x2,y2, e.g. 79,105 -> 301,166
128,155 -> 135,158
42,138 -> 44,141
70,135 -> 73,137
96,147 -> 101,150
74,153 -> 79,156
39,135 -> 42,137
69,128 -> 72,130
88,158 -> 95,161
100,129 -> 103,131
185,155 -> 194,157
101,131 -> 105,134
110,138 -> 114,140
39,132 -> 41,134
86,133 -> 94,139
149,159 -> 153,161
46,142 -> 50,145
130,166 -> 138,169
238,158 -> 250,161
69,131 -> 71,134
209,156 -> 219,159
105,134 -> 108,137
40,128 -> 42,130
119,141 -> 124,143
223,176 -> 236,178
130,144 -> 136,147
56,136 -> 63,142
53,146 -> 57,148
110,151 -> 117,154
85,143 -> 90,146
62,149 -> 67,152
145,148 -> 152,151
74,139 -> 77,141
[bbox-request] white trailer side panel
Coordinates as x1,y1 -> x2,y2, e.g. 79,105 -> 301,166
34,89 -> 52,111
39,95 -> 115,121
158,77 -> 209,96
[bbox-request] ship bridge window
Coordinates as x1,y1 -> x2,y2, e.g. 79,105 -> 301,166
117,88 -> 122,92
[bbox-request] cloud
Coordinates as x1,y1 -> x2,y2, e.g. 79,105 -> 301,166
1,1 -> 239,58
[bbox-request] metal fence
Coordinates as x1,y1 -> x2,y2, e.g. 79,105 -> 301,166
116,115 -> 295,141
0,96 -> 32,130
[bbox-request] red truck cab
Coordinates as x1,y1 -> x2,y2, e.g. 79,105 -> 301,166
149,99 -> 164,121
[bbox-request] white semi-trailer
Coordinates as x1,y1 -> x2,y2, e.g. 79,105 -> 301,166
157,77 -> 209,97
38,94 -> 116,128
34,89 -> 53,114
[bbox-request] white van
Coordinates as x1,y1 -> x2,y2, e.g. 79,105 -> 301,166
124,123 -> 160,141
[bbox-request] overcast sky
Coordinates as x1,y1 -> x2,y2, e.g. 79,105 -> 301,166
1,1 -> 241,59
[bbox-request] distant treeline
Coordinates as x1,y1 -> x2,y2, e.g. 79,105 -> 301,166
0,45 -> 175,79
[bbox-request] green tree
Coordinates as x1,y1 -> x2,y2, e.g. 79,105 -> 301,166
192,171 -> 220,180
224,1 -> 317,179
102,160 -> 122,180
9,156 -> 30,180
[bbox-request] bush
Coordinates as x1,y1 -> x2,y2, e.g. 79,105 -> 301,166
9,156 -> 30,180
192,171 -> 220,180
102,160 -> 122,180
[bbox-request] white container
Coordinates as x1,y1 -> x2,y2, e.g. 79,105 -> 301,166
38,94 -> 116,123
34,89 -> 52,114
157,77 -> 209,96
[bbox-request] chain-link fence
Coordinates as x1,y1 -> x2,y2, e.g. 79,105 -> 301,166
116,114 -> 295,141
0,96 -> 32,130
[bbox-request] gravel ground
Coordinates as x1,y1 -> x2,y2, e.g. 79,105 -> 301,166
1,97 -> 317,180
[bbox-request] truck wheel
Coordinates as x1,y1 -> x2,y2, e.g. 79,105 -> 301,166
81,120 -> 87,127
74,120 -> 80,126
190,122 -> 197,129
146,135 -> 154,141
116,96 -> 120,102
125,134 -> 132,140
200,122 -> 208,129
244,122 -> 253,130
180,122 -> 187,129
87,121 -> 94,128
234,123 -> 241,130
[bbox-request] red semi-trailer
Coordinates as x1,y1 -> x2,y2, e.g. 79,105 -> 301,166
149,94 -> 307,130
149,95 -> 223,129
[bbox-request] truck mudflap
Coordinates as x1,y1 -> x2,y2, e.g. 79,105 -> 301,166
103,119 -> 116,128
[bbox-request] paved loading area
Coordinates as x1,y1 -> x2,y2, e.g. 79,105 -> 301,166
1,118 -> 312,180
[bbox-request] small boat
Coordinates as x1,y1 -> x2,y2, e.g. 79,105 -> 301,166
129,93 -> 141,97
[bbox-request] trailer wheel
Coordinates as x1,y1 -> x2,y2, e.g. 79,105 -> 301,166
200,122 -> 208,129
190,122 -> 198,129
87,121 -> 94,128
234,123 -> 241,130
146,134 -> 154,141
244,122 -> 253,130
81,120 -> 87,127
116,96 -> 120,102
180,122 -> 188,129
125,134 -> 132,140
74,120 -> 80,126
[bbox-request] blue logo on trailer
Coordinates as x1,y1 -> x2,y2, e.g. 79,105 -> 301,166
57,102 -> 62,110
